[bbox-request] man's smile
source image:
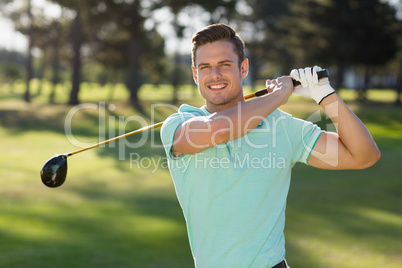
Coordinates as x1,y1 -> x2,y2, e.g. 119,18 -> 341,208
208,83 -> 228,91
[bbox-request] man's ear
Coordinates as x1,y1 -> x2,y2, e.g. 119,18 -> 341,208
192,66 -> 199,84
240,59 -> 249,79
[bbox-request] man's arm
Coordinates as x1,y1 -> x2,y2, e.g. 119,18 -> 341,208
308,93 -> 381,169
172,77 -> 293,157
290,66 -> 380,170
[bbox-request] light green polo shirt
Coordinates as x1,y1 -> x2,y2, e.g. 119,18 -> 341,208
161,104 -> 322,268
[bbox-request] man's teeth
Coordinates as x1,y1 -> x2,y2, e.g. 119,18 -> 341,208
210,84 -> 225,89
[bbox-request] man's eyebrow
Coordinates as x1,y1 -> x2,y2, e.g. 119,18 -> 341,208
197,62 -> 210,68
197,59 -> 234,68
218,59 -> 235,64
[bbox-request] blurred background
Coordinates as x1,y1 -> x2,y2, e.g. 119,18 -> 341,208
0,0 -> 401,267
0,0 -> 401,106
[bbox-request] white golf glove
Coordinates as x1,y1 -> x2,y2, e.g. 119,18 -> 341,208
290,66 -> 335,104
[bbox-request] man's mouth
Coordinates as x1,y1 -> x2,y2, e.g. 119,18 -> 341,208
208,83 -> 227,91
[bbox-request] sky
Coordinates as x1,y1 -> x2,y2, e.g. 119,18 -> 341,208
0,0 -> 202,55
0,16 -> 27,52
0,0 -> 401,55
0,0 -> 61,52
0,0 -> 213,55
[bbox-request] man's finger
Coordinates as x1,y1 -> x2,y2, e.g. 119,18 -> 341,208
290,69 -> 300,84
298,68 -> 308,88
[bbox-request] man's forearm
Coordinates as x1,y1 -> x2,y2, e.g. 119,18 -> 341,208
208,89 -> 288,142
172,80 -> 292,156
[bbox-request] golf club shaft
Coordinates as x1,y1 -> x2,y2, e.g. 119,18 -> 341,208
68,69 -> 329,156
69,122 -> 164,156
68,90 -> 257,156
69,90 -> 257,156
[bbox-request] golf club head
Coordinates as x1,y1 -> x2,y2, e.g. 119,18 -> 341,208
40,154 -> 68,188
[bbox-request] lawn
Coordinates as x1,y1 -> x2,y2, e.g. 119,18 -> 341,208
0,82 -> 401,268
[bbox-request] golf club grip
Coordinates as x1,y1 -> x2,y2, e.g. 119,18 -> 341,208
252,69 -> 329,98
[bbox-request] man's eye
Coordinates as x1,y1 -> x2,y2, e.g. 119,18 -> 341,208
200,66 -> 209,70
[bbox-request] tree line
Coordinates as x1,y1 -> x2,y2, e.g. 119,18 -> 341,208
0,0 -> 401,106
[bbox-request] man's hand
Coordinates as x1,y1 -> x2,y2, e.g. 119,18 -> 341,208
265,76 -> 294,106
290,66 -> 335,104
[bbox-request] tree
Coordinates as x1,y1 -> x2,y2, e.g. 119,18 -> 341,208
25,9 -> 67,103
192,0 -> 237,24
48,0 -> 171,107
48,0 -> 93,105
48,19 -> 63,103
239,0 -> 295,84
0,63 -> 24,92
160,0 -> 187,103
283,0 -> 400,94
160,0 -> 238,102
1,0 -> 72,103
85,0 -> 167,107
0,48 -> 28,93
0,0 -> 32,99
24,0 -> 33,102
393,3 -> 402,105
69,11 -> 82,105
5,0 -> 35,102
396,21 -> 402,105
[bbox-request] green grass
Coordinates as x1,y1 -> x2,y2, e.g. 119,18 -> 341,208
0,82 -> 401,267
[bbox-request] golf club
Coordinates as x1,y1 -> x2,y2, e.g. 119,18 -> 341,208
40,69 -> 329,188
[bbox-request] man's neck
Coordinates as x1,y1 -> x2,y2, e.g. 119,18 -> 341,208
205,98 -> 246,114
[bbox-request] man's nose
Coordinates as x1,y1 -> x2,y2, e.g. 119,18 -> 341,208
210,66 -> 222,80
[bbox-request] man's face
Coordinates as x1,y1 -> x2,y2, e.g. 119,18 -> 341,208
192,40 -> 248,112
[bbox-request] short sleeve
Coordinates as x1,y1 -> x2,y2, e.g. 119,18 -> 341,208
298,120 -> 322,164
160,112 -> 196,160
281,111 -> 322,165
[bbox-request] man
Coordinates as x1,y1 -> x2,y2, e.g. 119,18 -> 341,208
160,23 -> 380,268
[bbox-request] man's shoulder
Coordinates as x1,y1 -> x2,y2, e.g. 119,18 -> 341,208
271,108 -> 291,118
166,104 -> 206,120
178,104 -> 207,115
161,104 -> 206,136
264,108 -> 313,132
264,109 -> 293,124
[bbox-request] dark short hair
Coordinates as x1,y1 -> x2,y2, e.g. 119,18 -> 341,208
191,23 -> 245,67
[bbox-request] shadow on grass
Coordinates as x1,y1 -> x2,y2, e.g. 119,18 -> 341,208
0,99 -> 194,266
0,99 -> 167,142
0,104 -> 102,137
348,101 -> 402,127
94,129 -> 165,174
2,97 -> 402,267
285,151 -> 402,267
0,191 -> 193,267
